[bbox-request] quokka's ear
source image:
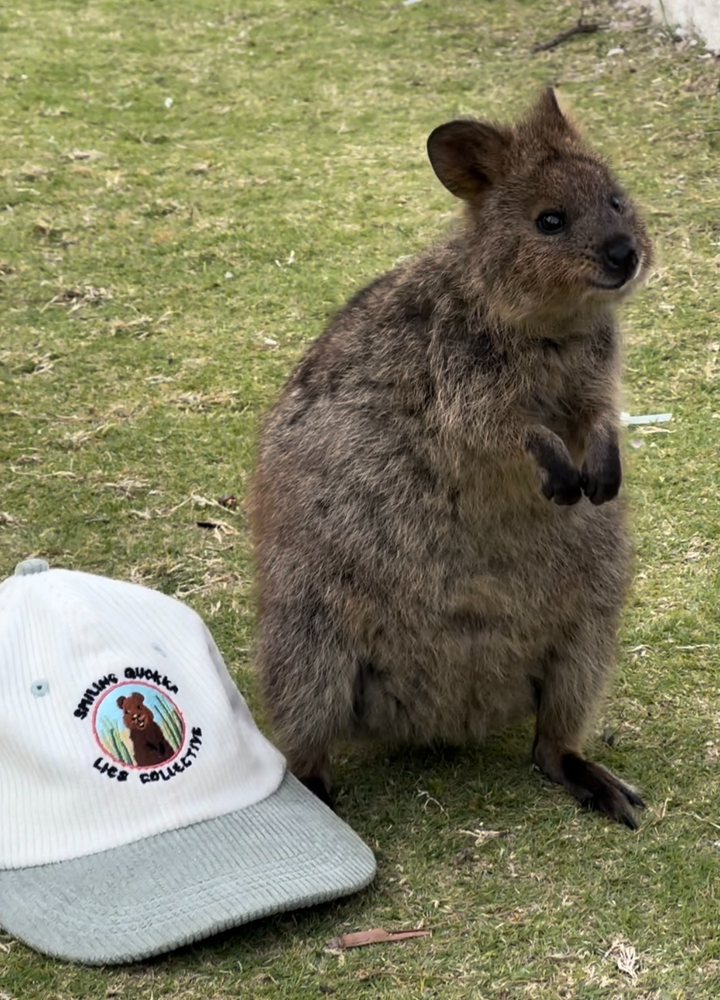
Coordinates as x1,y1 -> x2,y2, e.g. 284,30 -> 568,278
530,87 -> 575,137
427,119 -> 511,201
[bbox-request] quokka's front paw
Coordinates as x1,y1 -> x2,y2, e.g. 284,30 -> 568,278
581,446 -> 622,505
541,462 -> 583,506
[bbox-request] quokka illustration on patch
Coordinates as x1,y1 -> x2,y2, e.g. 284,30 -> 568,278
99,683 -> 182,767
74,668 -> 203,784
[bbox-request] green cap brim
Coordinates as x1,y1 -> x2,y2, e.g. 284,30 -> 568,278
0,772 -> 376,965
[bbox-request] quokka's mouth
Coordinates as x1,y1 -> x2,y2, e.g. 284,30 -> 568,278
591,269 -> 642,291
591,256 -> 645,291
591,278 -> 626,291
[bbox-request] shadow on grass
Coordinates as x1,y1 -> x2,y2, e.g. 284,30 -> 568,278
147,727 -> 544,969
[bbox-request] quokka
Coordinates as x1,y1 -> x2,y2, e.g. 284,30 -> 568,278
250,89 -> 652,827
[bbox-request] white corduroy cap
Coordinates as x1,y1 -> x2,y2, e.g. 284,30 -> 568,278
0,560 -> 376,965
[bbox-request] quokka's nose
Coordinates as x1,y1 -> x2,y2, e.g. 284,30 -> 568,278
602,236 -> 638,278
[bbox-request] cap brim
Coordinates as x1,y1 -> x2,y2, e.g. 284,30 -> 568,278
0,772 -> 376,965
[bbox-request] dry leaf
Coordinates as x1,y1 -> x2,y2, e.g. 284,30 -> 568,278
326,928 -> 431,951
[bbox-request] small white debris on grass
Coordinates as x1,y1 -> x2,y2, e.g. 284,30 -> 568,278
274,250 -> 296,267
164,97 -> 173,108
604,939 -> 640,981
416,788 -> 447,814
458,827 -> 504,846
607,47 -> 625,57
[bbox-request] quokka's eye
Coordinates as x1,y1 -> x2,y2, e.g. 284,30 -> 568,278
536,211 -> 566,234
610,195 -> 624,212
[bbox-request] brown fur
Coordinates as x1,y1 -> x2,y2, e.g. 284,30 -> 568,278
250,90 -> 652,827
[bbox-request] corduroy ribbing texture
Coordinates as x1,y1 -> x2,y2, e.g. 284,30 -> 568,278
0,773 -> 376,965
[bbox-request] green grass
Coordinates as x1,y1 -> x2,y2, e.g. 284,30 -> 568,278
1,0 -> 719,996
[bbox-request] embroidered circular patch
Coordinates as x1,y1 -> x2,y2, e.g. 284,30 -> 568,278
92,681 -> 185,770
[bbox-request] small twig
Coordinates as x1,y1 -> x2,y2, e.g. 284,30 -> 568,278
326,928 -> 431,951
532,19 -> 600,53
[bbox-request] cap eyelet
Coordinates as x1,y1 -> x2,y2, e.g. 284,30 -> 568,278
31,680 -> 50,698
15,559 -> 50,576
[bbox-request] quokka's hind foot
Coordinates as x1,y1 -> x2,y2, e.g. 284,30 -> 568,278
559,752 -> 644,829
534,738 -> 644,829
